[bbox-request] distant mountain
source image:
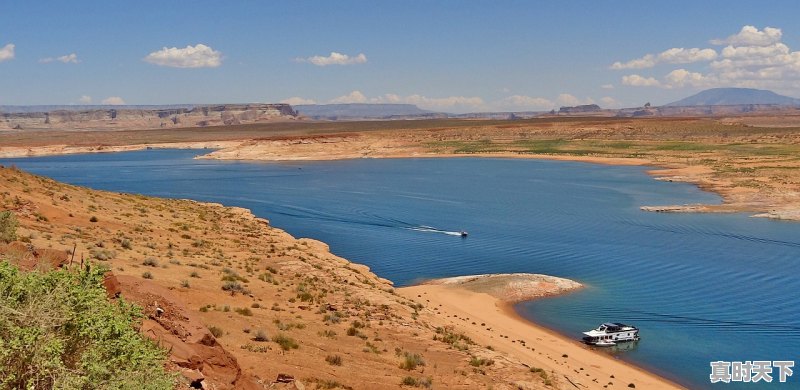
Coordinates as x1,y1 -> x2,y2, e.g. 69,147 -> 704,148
294,104 -> 438,119
665,88 -> 800,107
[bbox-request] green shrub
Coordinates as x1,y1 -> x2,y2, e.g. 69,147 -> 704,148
272,334 -> 299,351
0,211 -> 18,243
0,261 -> 174,389
141,271 -> 153,279
469,356 -> 494,367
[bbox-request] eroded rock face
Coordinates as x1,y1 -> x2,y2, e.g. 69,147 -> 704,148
102,271 -> 121,298
0,242 -> 70,270
0,104 -> 297,131
115,275 -> 263,390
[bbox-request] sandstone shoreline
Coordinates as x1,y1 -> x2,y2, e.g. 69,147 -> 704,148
398,275 -> 685,389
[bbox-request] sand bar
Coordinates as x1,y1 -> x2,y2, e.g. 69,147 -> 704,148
399,274 -> 686,389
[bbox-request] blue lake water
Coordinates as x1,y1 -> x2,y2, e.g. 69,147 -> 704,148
3,149 -> 799,389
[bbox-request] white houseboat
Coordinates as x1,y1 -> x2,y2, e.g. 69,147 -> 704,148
582,322 -> 639,346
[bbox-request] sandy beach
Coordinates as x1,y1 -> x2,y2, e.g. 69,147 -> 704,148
399,275 -> 685,390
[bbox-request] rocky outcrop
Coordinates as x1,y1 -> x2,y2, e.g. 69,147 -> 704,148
0,241 -> 70,270
0,104 -> 297,131
116,275 -> 264,390
559,104 -> 602,114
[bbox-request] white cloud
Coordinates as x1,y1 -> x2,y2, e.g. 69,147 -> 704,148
658,48 -> 717,64
621,74 -> 661,87
58,53 -> 79,63
144,44 -> 222,68
395,94 -> 484,109
300,52 -> 367,66
0,43 -> 14,62
720,42 -> 790,60
711,25 -> 782,46
601,84 -> 614,89
600,96 -> 619,107
101,96 -> 126,105
664,69 -> 709,88
280,97 -> 317,105
555,93 -> 583,106
611,54 -> 656,70
325,91 -> 484,111
78,95 -> 92,104
40,53 -> 80,64
612,48 -> 717,70
498,95 -> 554,109
611,25 -> 800,94
330,90 -> 368,104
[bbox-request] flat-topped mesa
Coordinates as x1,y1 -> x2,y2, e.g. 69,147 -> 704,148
423,273 -> 582,303
0,103 -> 298,130
558,104 -> 602,114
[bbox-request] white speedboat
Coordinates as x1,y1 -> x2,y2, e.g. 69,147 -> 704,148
582,322 -> 639,346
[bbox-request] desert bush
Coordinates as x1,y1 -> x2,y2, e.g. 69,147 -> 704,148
401,376 -> 432,388
307,378 -> 354,390
221,281 -> 250,295
221,268 -> 248,282
434,326 -> 474,350
208,326 -> 224,338
234,307 -> 253,316
258,272 -> 278,284
325,355 -> 343,366
0,211 -> 18,243
89,248 -> 117,261
399,352 -> 425,371
253,329 -> 269,342
323,311 -> 342,324
142,258 -> 158,267
89,216 -> 98,223
272,334 -> 299,351
0,261 -> 174,389
141,271 -> 153,279
469,356 -> 494,367
240,343 -> 269,353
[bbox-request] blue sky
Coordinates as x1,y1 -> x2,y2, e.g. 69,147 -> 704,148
1,1 -> 799,112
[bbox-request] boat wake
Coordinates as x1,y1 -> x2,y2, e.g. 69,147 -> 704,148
406,225 -> 465,236
192,196 -> 468,237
